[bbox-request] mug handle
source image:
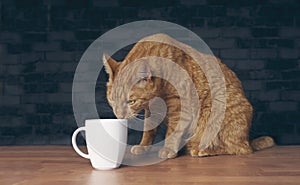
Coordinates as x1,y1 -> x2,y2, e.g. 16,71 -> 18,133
72,127 -> 90,159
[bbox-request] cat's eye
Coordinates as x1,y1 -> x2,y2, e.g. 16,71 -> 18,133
127,100 -> 136,105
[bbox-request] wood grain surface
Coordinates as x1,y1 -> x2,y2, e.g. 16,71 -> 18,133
0,146 -> 299,185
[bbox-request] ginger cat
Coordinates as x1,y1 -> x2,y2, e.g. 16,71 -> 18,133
103,33 -> 274,159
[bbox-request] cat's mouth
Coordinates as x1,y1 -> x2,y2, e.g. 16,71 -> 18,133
135,109 -> 145,120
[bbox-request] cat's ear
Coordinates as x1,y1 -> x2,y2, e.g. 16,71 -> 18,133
103,54 -> 119,80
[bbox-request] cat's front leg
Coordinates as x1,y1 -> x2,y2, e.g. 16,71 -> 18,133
158,96 -> 182,159
131,128 -> 157,155
158,125 -> 179,159
131,109 -> 158,155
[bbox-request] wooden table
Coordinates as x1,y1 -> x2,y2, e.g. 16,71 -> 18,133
0,146 -> 299,185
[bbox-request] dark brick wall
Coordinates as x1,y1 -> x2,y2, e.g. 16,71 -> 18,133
0,0 -> 299,145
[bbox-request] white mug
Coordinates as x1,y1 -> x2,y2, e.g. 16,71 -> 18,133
72,119 -> 128,170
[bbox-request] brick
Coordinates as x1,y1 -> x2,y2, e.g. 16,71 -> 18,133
254,16 -> 294,27
0,32 -> 21,43
196,6 -> 216,17
93,0 -> 119,7
0,96 -> 20,105
207,38 -> 235,49
256,4 -> 295,17
259,112 -> 286,126
0,116 -> 23,127
0,106 -> 20,116
0,82 -> 3,95
23,73 -> 45,83
221,28 -> 250,38
36,104 -> 72,114
1,54 -> 21,64
15,0 -> 42,8
40,115 -> 53,125
45,72 -> 74,82
49,135 -> 71,145
187,17 -> 205,27
192,28 -> 220,38
265,59 -> 298,70
35,62 -> 62,72
11,135 -> 38,145
242,80 -> 263,91
265,81 -> 294,90
75,30 -> 101,41
0,44 -> 7,57
277,134 -> 300,145
6,65 -> 24,75
25,114 -> 40,125
23,32 -> 47,42
237,39 -> 294,48
220,49 -> 249,59
0,136 -> 15,145
279,49 -> 299,59
4,75 -> 22,85
295,39 -> 300,48
279,28 -> 300,37
282,70 -> 300,80
21,104 -> 36,114
48,31 -> 75,41
207,17 -> 235,27
249,70 -> 280,80
257,90 -> 280,101
47,93 -> 71,103
227,7 -> 250,17
52,114 -> 74,125
269,101 -> 298,112
0,64 -> 4,74
1,126 -> 32,136
21,94 -> 46,104
34,125 -> 51,135
236,60 -> 265,70
281,91 -> 300,101
61,63 -> 77,72
251,28 -> 278,37
7,43 -> 32,54
285,112 -> 300,123
46,51 -> 79,62
32,42 -> 61,51
119,0 -> 178,7
24,83 -> 59,93
59,83 -> 72,93
251,49 -> 277,59
4,85 -> 23,95
21,52 -> 44,64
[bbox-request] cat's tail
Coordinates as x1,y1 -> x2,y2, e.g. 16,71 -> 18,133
250,136 -> 275,151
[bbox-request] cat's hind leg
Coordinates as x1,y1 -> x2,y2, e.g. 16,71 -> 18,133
187,139 -> 227,157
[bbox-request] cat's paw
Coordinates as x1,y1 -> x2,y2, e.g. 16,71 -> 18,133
158,147 -> 177,159
130,145 -> 150,155
190,149 -> 199,157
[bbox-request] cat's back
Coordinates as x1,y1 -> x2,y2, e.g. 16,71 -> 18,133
124,34 -> 242,90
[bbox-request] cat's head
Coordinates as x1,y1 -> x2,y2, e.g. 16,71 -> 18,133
103,54 -> 160,119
